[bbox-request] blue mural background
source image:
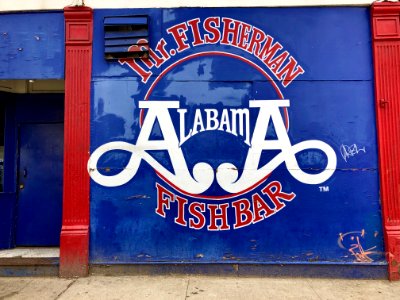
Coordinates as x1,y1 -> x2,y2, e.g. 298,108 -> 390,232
89,8 -> 385,265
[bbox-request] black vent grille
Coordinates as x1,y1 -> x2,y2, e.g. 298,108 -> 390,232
104,15 -> 149,60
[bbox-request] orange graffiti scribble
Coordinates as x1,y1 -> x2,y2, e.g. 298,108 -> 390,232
348,236 -> 377,263
339,233 -> 344,242
337,230 -> 380,263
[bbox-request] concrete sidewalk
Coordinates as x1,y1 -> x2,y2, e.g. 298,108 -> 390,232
0,276 -> 400,300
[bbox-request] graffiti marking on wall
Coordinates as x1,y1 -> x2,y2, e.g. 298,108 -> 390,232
340,144 -> 366,162
338,230 -> 381,263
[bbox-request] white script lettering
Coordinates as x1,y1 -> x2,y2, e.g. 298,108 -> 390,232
87,100 -> 337,194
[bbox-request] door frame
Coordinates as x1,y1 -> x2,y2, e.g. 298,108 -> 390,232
0,93 -> 65,250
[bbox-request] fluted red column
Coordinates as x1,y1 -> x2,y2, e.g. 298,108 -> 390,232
60,6 -> 92,277
372,2 -> 400,281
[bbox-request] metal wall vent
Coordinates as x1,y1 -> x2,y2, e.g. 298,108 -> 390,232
104,15 -> 149,60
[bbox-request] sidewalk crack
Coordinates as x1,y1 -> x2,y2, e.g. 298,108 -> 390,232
54,279 -> 77,300
0,278 -> 32,300
1,291 -> 19,300
184,278 -> 190,300
306,279 -> 323,300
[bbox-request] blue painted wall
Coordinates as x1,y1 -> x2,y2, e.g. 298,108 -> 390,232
89,7 -> 385,266
0,12 -> 64,79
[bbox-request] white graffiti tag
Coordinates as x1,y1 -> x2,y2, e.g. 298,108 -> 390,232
88,100 -> 337,194
340,144 -> 366,162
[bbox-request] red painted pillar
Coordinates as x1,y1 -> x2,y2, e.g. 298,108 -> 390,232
60,6 -> 93,277
372,2 -> 400,281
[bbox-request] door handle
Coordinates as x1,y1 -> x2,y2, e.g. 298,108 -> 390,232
23,168 -> 27,178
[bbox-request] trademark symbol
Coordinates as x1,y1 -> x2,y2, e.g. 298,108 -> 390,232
319,186 -> 329,192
